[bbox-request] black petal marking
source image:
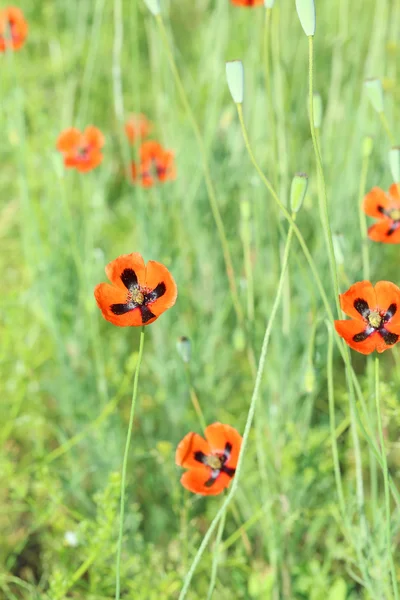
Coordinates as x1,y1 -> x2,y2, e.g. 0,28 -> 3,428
380,329 -> 399,346
145,282 -> 166,304
353,330 -> 372,343
384,303 -> 397,321
354,298 -> 370,318
204,471 -> 220,488
223,442 -> 232,462
111,303 -> 135,315
120,268 -> 138,290
140,305 -> 156,324
194,451 -> 206,464
221,465 -> 236,478
377,205 -> 385,214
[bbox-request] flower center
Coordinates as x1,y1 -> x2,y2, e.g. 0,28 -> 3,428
390,209 -> 400,221
205,455 -> 222,470
368,311 -> 382,329
129,288 -> 145,305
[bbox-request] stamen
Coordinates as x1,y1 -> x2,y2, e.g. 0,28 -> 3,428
205,455 -> 222,470
390,209 -> 400,220
368,311 -> 382,328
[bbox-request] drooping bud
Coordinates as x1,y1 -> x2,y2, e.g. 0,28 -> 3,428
295,0 -> 316,36
364,78 -> 384,113
362,136 -> 373,158
176,336 -> 191,363
313,93 -> 323,129
389,147 -> 400,183
143,0 -> 160,16
264,0 -> 275,7
225,60 -> 244,105
290,173 -> 308,213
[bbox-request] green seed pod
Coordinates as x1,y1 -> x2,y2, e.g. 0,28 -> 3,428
143,0 -> 160,16
290,173 -> 308,213
364,78 -> 384,113
295,0 -> 316,36
313,93 -> 323,128
389,147 -> 400,183
225,60 -> 244,105
176,336 -> 191,363
264,0 -> 275,7
362,135 -> 373,158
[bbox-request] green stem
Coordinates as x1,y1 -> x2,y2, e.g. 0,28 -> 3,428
206,508 -> 227,600
358,148 -> 371,282
379,111 -> 395,145
155,14 -> 244,325
179,216 -> 296,600
375,356 -> 399,599
115,327 -> 146,600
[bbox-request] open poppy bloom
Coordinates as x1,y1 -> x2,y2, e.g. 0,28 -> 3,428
363,184 -> 400,243
125,114 -> 151,144
0,7 -> 28,52
56,126 -> 105,172
130,140 -> 176,188
230,0 -> 264,6
176,423 -> 242,496
94,252 -> 177,327
334,280 -> 400,354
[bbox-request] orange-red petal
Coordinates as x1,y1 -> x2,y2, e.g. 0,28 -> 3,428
94,283 -> 143,327
375,281 -> 400,325
75,150 -> 103,172
334,319 -> 377,355
175,432 -> 210,469
230,0 -> 264,5
363,187 -> 391,218
140,140 -> 163,162
144,260 -> 178,317
105,253 -> 146,290
389,183 -> 400,203
84,125 -> 105,149
57,128 -> 81,152
125,114 -> 151,143
180,468 -> 232,496
368,220 -> 400,244
339,281 -> 376,320
0,7 -> 28,51
205,423 -> 242,469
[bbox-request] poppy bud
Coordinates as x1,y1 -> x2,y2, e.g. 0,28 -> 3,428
313,93 -> 323,129
295,0 -> 316,36
143,0 -> 160,16
362,136 -> 373,158
389,147 -> 400,183
304,363 -> 315,394
264,0 -> 275,6
225,60 -> 244,105
177,336 -> 191,363
290,173 -> 308,213
364,78 -> 384,113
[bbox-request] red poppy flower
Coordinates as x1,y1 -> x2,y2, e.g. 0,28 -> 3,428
0,7 -> 28,52
94,252 -> 177,327
334,281 -> 400,354
56,126 -> 105,173
130,140 -> 176,188
176,423 -> 242,496
125,114 -> 151,144
363,184 -> 400,243
230,0 -> 264,6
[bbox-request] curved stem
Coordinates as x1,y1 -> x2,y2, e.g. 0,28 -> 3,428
206,508 -> 227,600
375,356 -> 399,600
179,217 -> 296,599
115,327 -> 146,600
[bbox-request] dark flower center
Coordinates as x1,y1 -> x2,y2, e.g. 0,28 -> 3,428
194,442 -> 236,488
110,267 -> 166,324
353,298 -> 399,346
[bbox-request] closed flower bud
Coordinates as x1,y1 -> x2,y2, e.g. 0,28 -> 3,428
143,0 -> 160,16
226,60 -> 244,105
364,78 -> 384,113
177,336 -> 191,363
240,200 -> 251,220
304,364 -> 315,394
295,0 -> 316,36
389,147 -> 400,183
313,93 -> 323,128
362,136 -> 373,158
290,173 -> 308,213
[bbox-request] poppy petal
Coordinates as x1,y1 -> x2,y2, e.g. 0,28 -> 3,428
363,187 -> 391,218
175,432 -> 210,469
75,150 -> 103,172
375,281 -> 400,325
84,126 -> 105,149
57,128 -> 81,152
140,140 -> 163,161
375,327 -> 400,353
180,468 -> 232,496
368,219 -> 400,244
230,0 -> 264,5
145,260 -> 178,317
334,319 -> 377,354
205,423 -> 242,469
94,283 -> 143,327
339,281 -> 376,320
389,183 -> 400,203
105,253 -> 146,291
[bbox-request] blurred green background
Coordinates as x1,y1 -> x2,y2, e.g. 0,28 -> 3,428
1,0 -> 400,598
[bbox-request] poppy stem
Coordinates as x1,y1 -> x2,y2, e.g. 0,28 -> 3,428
184,363 -> 208,433
115,326 -> 146,600
206,507 -> 227,600
358,143 -> 371,282
375,356 -> 399,600
179,215 -> 297,600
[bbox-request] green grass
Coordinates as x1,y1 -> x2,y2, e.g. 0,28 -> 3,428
1,0 -> 400,598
